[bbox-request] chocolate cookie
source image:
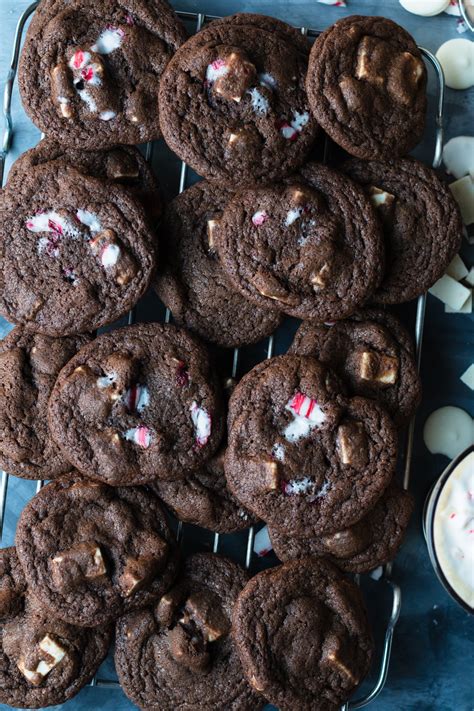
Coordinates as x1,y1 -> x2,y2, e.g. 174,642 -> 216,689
289,308 -> 421,427
18,0 -> 187,147
48,323 -> 224,485
269,483 -> 414,573
214,165 -> 384,321
154,181 -> 281,347
0,328 -> 90,480
306,15 -> 427,160
225,355 -> 397,536
233,558 -> 373,710
0,161 -> 156,336
6,140 -> 162,220
341,157 -> 463,303
159,13 -> 318,185
115,553 -> 261,711
151,449 -> 258,533
15,479 -> 178,627
0,547 -> 111,708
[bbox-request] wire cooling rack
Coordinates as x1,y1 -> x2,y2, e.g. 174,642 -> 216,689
0,5 -> 446,709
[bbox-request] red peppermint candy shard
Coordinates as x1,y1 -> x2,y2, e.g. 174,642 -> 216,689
72,50 -> 85,69
175,361 -> 189,388
124,425 -> 152,448
81,66 -> 94,82
252,210 -> 269,226
284,392 -> 326,442
123,385 -> 149,413
190,401 -> 211,447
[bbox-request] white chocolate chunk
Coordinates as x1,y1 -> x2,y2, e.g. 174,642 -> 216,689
39,635 -> 66,664
17,636 -> 66,684
449,176 -> 474,225
446,254 -> 469,281
445,293 -> 472,313
443,136 -> 474,180
399,0 -> 450,16
435,39 -> 474,90
460,364 -> 474,390
429,274 -> 471,310
423,406 -> 474,459
358,351 -> 399,384
465,268 -> 474,287
206,219 -> 220,248
368,186 -> 396,208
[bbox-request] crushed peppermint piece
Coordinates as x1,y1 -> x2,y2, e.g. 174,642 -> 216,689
278,111 -> 310,140
317,0 -> 346,5
206,59 -> 229,83
258,72 -> 277,90
124,425 -> 152,448
101,242 -> 120,268
285,207 -> 303,226
69,50 -> 90,70
124,385 -> 149,413
248,87 -> 269,115
97,373 -> 116,389
284,392 -> 326,442
63,267 -> 79,285
252,210 -> 269,226
253,526 -> 273,557
175,361 -> 189,387
99,110 -> 116,121
92,27 -> 125,55
283,476 -> 314,495
190,401 -> 211,447
76,210 -> 101,233
272,443 -> 285,462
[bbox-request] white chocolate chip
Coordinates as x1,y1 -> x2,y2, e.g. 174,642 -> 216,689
449,176 -> 474,225
368,185 -> 396,208
429,274 -> 471,310
460,364 -> 474,390
443,136 -> 474,180
445,293 -> 472,314
39,635 -> 66,664
446,254 -> 469,281
207,219 -> 220,248
17,636 -> 66,684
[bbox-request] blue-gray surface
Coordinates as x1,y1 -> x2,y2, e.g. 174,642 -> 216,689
0,1 -> 473,710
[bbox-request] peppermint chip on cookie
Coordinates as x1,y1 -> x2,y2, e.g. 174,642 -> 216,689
306,15 -> 427,159
225,355 -> 397,536
18,0 -> 187,147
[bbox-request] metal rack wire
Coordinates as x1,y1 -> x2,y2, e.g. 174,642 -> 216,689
0,5 -> 445,708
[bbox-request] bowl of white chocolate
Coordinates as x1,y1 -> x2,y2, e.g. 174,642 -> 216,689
424,446 -> 474,614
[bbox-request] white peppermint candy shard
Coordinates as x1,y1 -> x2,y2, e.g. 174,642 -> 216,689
124,384 -> 149,412
285,207 -> 303,226
101,243 -> 120,268
99,110 -> 116,121
248,87 -> 269,115
283,476 -> 314,495
92,27 -> 125,54
449,176 -> 474,225
272,443 -> 285,462
76,209 -> 101,233
97,373 -> 116,389
190,401 -> 211,447
258,72 -> 277,90
124,425 -> 152,448
253,526 -> 273,557
206,59 -> 229,82
252,210 -> 269,226
443,136 -> 474,179
26,211 -> 78,237
283,392 -> 326,442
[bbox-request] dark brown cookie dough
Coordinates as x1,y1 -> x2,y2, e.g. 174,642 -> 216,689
19,0 -> 187,147
225,355 -> 397,536
154,180 -> 281,347
115,553 -> 261,711
0,547 -> 111,708
48,323 -> 224,485
214,165 -> 384,321
0,162 -> 156,336
306,15 -> 427,160
290,308 -> 421,427
233,558 -> 373,711
159,13 -> 318,185
15,479 -> 179,627
341,157 -> 463,303
6,140 -> 162,220
0,327 -> 90,480
269,483 -> 414,573
151,449 -> 258,533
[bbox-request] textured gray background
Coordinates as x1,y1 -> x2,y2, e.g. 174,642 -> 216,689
0,1 -> 473,710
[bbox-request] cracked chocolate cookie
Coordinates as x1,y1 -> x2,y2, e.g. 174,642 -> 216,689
233,558 -> 373,711
214,164 -> 384,321
19,0 -> 187,147
289,308 -> 421,427
269,483 -> 414,573
151,448 -> 258,533
0,547 -> 111,708
306,15 -> 427,159
48,323 -> 223,484
154,180 -> 281,347
0,161 -> 156,336
0,327 -> 90,480
115,552 -> 261,711
225,355 -> 397,536
15,479 -> 178,627
6,140 -> 162,221
159,13 -> 318,185
341,157 -> 463,303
